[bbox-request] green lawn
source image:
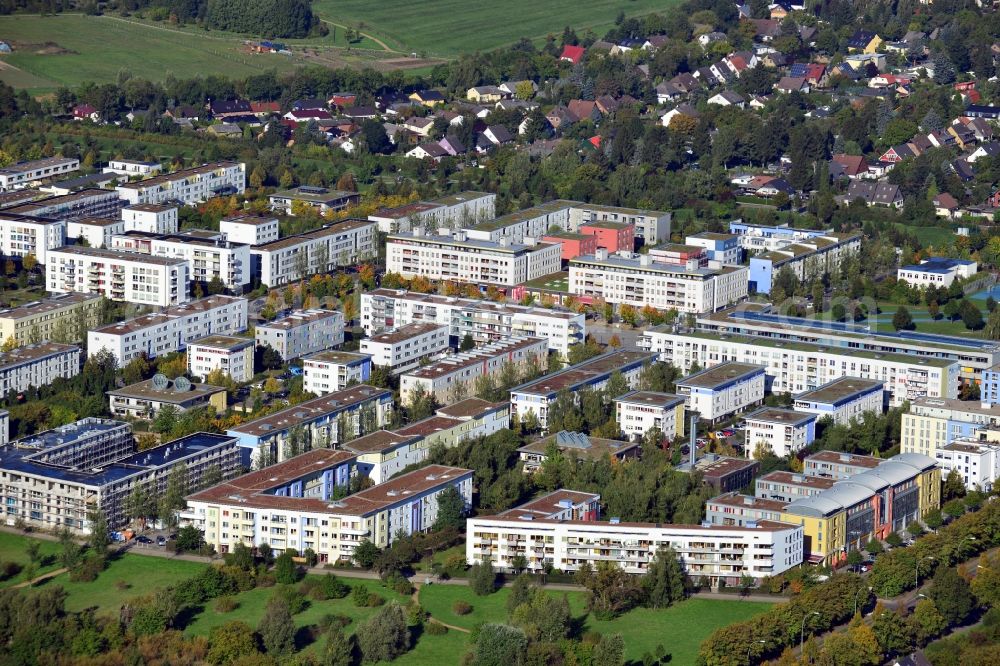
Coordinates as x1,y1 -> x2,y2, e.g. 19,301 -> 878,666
418,585 -> 773,664
0,531 -> 63,588
869,305 -> 985,337
310,0 -> 676,56
892,223 -> 956,248
523,271 -> 570,293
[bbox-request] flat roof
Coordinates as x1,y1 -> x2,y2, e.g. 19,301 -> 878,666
49,245 -> 188,266
519,432 -> 641,458
404,336 -> 544,380
123,203 -> 176,213
188,335 -> 254,351
230,385 -> 391,437
692,455 -> 758,479
744,407 -> 817,426
366,288 -> 581,321
688,231 -> 737,241
270,186 -> 356,204
343,430 -> 417,454
498,489 -> 600,520
707,491 -> 788,511
303,350 -> 371,366
221,214 -> 278,226
258,309 -> 341,332
71,216 -> 123,228
252,219 -> 373,252
511,350 -> 654,397
117,162 -> 242,190
91,295 -> 245,335
473,515 -> 795,532
189,448 -> 357,498
435,397 -> 507,419
570,253 -> 726,277
678,362 -> 765,390
758,470 -> 837,489
942,440 -> 997,454
580,220 -> 632,230
393,415 -> 464,438
794,377 -> 884,406
389,232 -> 556,255
0,156 -> 77,175
369,202 -> 442,220
0,293 -> 99,321
804,450 -> 882,469
428,191 -> 493,207
364,322 -> 446,345
108,378 -> 225,404
614,390 -> 685,409
0,342 -> 78,371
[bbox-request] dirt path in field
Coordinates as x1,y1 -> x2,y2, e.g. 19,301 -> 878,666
319,19 -> 396,52
413,582 -> 472,633
12,567 -> 67,589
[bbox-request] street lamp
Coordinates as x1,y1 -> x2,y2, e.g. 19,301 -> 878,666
854,585 -> 873,615
746,639 -> 766,664
800,611 -> 821,651
915,556 -> 935,589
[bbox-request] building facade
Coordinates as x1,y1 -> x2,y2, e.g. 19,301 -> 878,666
0,342 -> 80,394
303,351 -> 372,395
792,378 -> 885,425
255,309 -> 345,360
187,335 -> 255,383
251,220 -> 376,287
676,362 -> 766,423
358,322 -> 450,374
613,391 -> 687,441
46,246 -> 190,307
108,378 -> 227,419
116,162 -> 246,205
0,213 -> 66,265
0,157 -> 79,191
0,293 -> 99,348
121,204 -> 178,235
220,215 -> 280,246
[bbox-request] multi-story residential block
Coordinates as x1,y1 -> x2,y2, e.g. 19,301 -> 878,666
0,157 -> 79,191
87,295 -> 248,364
251,219 -> 376,287
185,461 -> 472,560
386,229 -> 562,286
568,250 -> 749,312
568,202 -> 671,245
103,159 -> 161,177
646,243 -> 708,267
510,350 -> 655,430
0,293 -> 99,348
676,362 -> 766,423
303,351 -> 372,395
613,391 -> 687,441
579,220 -> 634,253
1,425 -> 244,532
792,377 -> 885,425
108,377 -> 228,419
679,454 -> 761,493
399,336 -> 548,404
705,492 -> 788,527
268,186 -> 360,215
541,232 -> 598,262
517,431 -> 642,472
901,397 -> 1000,458
802,450 -> 882,480
219,215 -> 280,246
982,364 -> 1000,407
120,203 -> 179,234
256,309 -> 345,361
187,335 -> 255,382
640,330 -> 959,407
368,191 -> 496,234
116,232 -> 251,291
743,407 -> 817,457
728,220 -> 833,253
685,232 -> 741,265
755,471 -> 836,503
10,189 -> 123,222
67,217 -> 126,249
934,434 -> 1000,491
897,257 -> 978,289
116,162 -> 246,205
0,342 -> 80,393
359,322 -> 450,374
748,232 -> 861,295
466,503 -> 803,582
227,385 -> 393,464
0,213 -> 66,265
46,246 -> 190,307
361,289 -> 585,359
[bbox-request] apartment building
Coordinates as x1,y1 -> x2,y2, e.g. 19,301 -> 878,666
676,362 -> 766,423
187,335 -> 255,383
116,162 -> 246,205
303,351 -> 372,395
108,377 -> 227,419
901,397 -> 1000,458
705,492 -> 788,527
466,505 -> 803,583
361,289 -> 585,359
728,221 -> 833,253
743,407 -> 817,457
647,243 -> 708,267
640,329 -> 959,407
568,202 -> 671,245
613,391 -> 687,441
227,385 -> 394,465
185,462 -> 472,561
0,157 -> 79,191
386,229 -> 562,286
219,215 -> 280,246
256,309 -> 345,361
359,322 -> 450,374
1,423 -> 243,532
756,471 -> 836,503
685,232 -> 741,265
518,431 -> 642,472
897,257 -> 978,289
87,295 -> 248,364
0,293 -> 99,348
568,250 -> 749,313
803,450 -> 882,480
368,191 -> 496,234
680,454 -> 761,493
400,336 -> 549,405
121,204 -> 178,235
0,213 -> 66,265
748,233 -> 861,295
10,189 -> 123,222
103,159 -> 161,177
67,217 -> 125,249
46,246 -> 190,307
268,186 -> 360,215
132,233 -> 251,291
251,219 -> 376,287
579,220 -> 634,252
0,342 -> 80,393
792,377 -> 885,425
934,433 -> 1000,491
509,350 -> 655,430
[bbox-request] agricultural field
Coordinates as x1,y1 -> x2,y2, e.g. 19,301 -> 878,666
310,0 -> 674,56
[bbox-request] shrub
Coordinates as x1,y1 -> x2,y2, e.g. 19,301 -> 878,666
0,561 -> 22,581
274,585 -> 309,614
318,613 -> 352,631
115,579 -> 130,591
215,596 -> 239,613
385,572 -> 414,596
426,621 -> 448,635
69,552 -> 105,583
367,593 -> 386,607
352,584 -> 371,607
453,600 -> 473,615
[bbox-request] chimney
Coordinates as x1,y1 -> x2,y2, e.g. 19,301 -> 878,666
452,230 -> 467,242
595,248 -> 608,261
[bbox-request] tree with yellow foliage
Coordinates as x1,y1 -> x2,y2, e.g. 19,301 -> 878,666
157,353 -> 187,379
0,336 -> 17,352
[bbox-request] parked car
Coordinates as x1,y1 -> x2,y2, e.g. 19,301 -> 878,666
722,429 -> 735,437
156,536 -> 166,547
136,536 -> 153,544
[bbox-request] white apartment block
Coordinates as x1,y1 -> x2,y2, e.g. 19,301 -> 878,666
252,219 -> 376,287
569,250 -> 749,313
466,513 -> 803,582
640,330 -> 959,408
361,289 -> 585,359
220,215 -> 280,246
303,351 -> 372,395
121,204 -> 178,235
568,203 -> 671,245
0,293 -> 100,348
0,213 -> 66,265
0,157 -> 79,191
935,436 -> 1000,492
749,233 -> 861,295
369,191 -> 496,234
87,295 -> 248,364
792,377 -> 885,426
399,335 -> 548,404
116,162 -> 246,205
897,258 -> 978,289
676,362 -> 766,423
0,342 -> 80,393
46,246 -> 190,307
103,159 -> 161,177
141,233 -> 251,291
386,229 -> 561,286
901,398 -> 1000,459
256,309 -> 345,360
67,217 -> 126,249
743,407 -> 817,457
359,322 -> 450,373
187,335 -> 255,383
613,391 -> 687,441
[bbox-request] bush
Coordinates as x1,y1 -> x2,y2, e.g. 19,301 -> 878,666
453,600 -> 473,615
367,593 -> 386,607
352,584 -> 371,607
215,596 -> 239,613
385,572 -> 414,596
318,613 -> 352,631
0,561 -> 22,581
69,552 -> 105,583
426,621 -> 448,635
274,585 -> 309,614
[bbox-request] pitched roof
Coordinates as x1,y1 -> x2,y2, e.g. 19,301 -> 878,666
560,44 -> 585,63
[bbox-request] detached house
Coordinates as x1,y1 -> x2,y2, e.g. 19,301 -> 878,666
73,104 -> 100,122
847,30 -> 883,54
466,86 -> 504,103
567,99 -> 601,122
830,154 -> 869,179
708,91 -> 746,108
661,103 -> 700,128
932,193 -> 960,218
560,44 -> 585,64
775,76 -> 809,94
408,90 -> 446,108
844,181 -> 903,207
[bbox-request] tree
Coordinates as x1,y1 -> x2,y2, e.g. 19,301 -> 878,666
432,486 -> 465,530
258,595 -> 295,655
362,119 -> 392,154
87,506 -> 109,555
592,633 -> 626,666
473,623 -> 528,666
460,333 -> 475,351
274,550 -> 301,584
511,589 -> 571,642
909,598 -> 948,645
22,253 -> 37,273
872,604 -> 912,657
322,623 -> 354,666
227,542 -> 255,571
943,469 -> 967,500
353,540 -> 381,568
928,566 -> 976,626
506,573 -> 534,616
469,559 -> 497,596
207,621 -> 260,665
175,524 -> 203,552
892,306 -> 913,331
642,547 -> 687,608
356,602 -> 409,663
